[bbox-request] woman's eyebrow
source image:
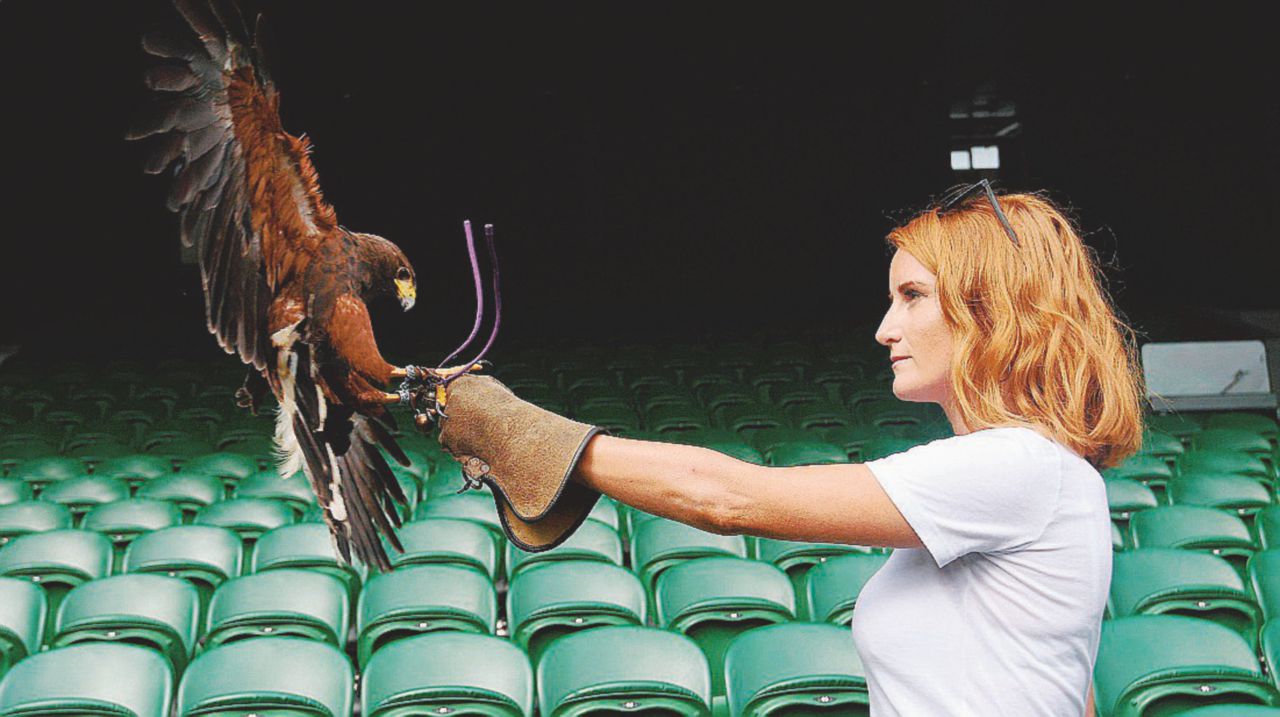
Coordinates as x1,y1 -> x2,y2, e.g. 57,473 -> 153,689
895,280 -> 929,293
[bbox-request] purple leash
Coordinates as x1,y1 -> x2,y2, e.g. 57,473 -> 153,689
438,220 -> 485,369
441,223 -> 501,387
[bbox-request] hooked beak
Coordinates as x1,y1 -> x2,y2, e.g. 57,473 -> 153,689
396,278 -> 416,311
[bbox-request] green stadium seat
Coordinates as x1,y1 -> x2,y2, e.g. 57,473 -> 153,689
725,622 -> 870,717
124,525 -> 242,618
1095,616 -> 1275,716
40,474 -> 130,523
1108,477 -> 1160,519
766,441 -> 849,468
505,518 -> 623,581
771,385 -> 828,410
83,499 -> 183,566
744,370 -> 795,403
147,436 -> 218,461
1130,506 -> 1256,578
177,637 -> 353,716
1105,453 -> 1177,490
0,642 -> 173,717
182,451 -> 259,491
1257,507 -> 1280,550
1196,428 -> 1276,458
424,458 -> 468,499
1146,413 -> 1204,442
630,518 -> 750,599
1205,413 -> 1279,442
234,470 -> 318,518
686,370 -> 740,399
784,402 -> 853,431
537,626 -> 711,717
1249,551 -> 1280,624
655,557 -> 795,699
1110,548 -> 1260,648
802,552 -> 890,625
356,564 -> 496,666
413,493 -> 505,548
754,538 -> 867,592
93,454 -> 173,491
507,561 -> 646,666
1169,473 -> 1272,526
392,517 -> 498,579
1182,450 -> 1273,483
137,471 -> 224,520
1,438 -> 60,471
0,528 -> 111,591
361,632 -> 532,717
748,428 -> 819,457
700,384 -> 759,413
717,403 -> 785,436
14,456 -> 84,494
0,578 -> 45,679
573,404 -> 641,435
52,574 -> 199,673
1113,522 -> 1125,552
1139,428 -> 1186,465
251,523 -> 362,603
0,501 -> 73,545
648,403 -> 714,434
205,569 -> 348,650
0,478 -> 30,506
194,497 -> 295,549
64,438 -> 134,465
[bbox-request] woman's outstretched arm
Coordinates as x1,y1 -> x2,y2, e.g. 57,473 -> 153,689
572,434 -> 922,549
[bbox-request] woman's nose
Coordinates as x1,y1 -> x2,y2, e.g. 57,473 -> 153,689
875,309 -> 899,347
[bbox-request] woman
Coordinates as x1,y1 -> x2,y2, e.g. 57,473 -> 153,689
432,186 -> 1144,716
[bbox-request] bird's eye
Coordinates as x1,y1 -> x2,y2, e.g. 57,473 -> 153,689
396,267 -> 411,281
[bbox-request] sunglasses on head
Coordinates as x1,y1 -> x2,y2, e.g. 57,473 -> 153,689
936,179 -> 1021,247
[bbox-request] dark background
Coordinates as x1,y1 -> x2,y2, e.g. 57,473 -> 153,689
1,3 -> 1275,365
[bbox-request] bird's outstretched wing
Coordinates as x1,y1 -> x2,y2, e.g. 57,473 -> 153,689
132,0 -> 413,570
129,0 -> 338,371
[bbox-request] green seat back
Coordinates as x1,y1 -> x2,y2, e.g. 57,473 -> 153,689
631,518 -> 749,597
40,475 -> 130,519
182,452 -> 259,488
195,497 -> 295,544
0,642 -> 172,717
507,561 -> 646,666
206,569 -> 348,649
766,441 -> 849,467
14,456 -> 84,492
1105,455 -> 1177,486
1169,473 -> 1273,518
538,625 -> 711,717
251,523 -> 362,602
53,574 -> 199,673
92,454 -> 172,488
177,637 -> 353,716
1195,429 -> 1276,456
361,632 -> 532,717
754,539 -> 866,592
1107,478 -> 1160,520
803,552 -> 891,625
1182,450 -> 1272,482
655,557 -> 795,698
235,470 -> 319,518
1140,429 -> 1187,462
749,429 -> 820,457
1111,548 -> 1260,649
505,518 -> 622,581
392,518 -> 498,579
357,564 -> 495,666
0,501 -> 72,544
1096,615 -> 1273,717
137,471 -> 224,519
725,622 -> 869,717
1130,506 -> 1256,577
1205,413 -> 1279,440
1146,413 -> 1203,441
0,578 -> 45,678
1248,551 -> 1280,622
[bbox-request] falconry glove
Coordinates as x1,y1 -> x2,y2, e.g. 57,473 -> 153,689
434,373 -> 605,552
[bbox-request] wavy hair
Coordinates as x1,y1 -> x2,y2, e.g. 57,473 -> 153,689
886,191 -> 1144,469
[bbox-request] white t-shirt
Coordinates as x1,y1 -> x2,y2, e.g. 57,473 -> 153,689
852,426 -> 1112,717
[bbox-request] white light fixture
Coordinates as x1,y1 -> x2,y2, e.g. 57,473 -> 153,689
970,145 -> 1000,169
949,150 -> 971,171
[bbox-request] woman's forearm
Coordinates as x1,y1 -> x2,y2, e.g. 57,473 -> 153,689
570,434 -> 762,534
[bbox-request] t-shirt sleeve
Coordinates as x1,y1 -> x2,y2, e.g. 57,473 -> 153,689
864,427 -> 1063,568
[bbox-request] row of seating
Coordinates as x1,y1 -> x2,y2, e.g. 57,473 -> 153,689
0,622 -> 868,717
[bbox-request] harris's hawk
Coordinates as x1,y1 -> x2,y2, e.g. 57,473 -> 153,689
129,0 -> 425,571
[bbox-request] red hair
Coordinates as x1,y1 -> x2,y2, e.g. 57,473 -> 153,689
887,191 -> 1144,469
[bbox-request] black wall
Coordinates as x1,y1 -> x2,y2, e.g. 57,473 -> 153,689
2,3 -> 1275,363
